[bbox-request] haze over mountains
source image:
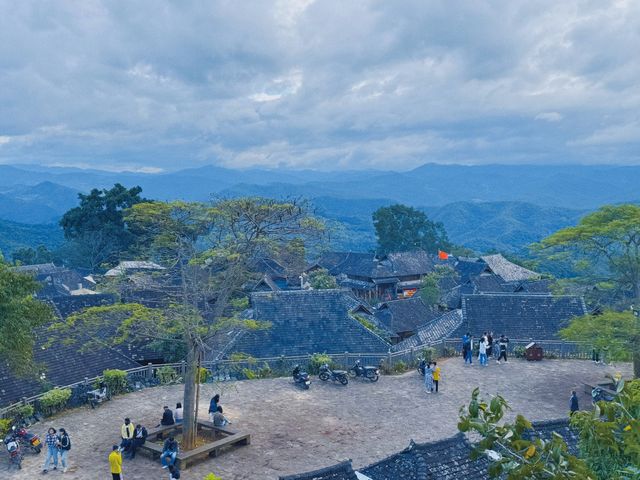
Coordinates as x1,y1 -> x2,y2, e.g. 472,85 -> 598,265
0,162 -> 637,256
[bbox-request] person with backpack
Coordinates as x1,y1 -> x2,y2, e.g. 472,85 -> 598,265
130,424 -> 148,459
57,428 -> 71,473
208,394 -> 220,422
432,362 -> 441,393
462,333 -> 473,364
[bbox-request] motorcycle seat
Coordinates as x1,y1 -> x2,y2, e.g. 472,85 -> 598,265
332,370 -> 347,374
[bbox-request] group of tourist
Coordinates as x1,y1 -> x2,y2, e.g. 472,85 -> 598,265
461,332 -> 509,366
41,427 -> 71,474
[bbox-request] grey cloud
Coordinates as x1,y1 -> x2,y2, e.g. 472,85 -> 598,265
0,0 -> 639,171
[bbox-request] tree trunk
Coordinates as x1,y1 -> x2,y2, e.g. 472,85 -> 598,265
182,344 -> 199,450
634,351 -> 640,379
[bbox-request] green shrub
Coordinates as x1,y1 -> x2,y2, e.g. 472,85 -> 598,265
442,346 -> 457,357
197,367 -> 211,384
40,388 -> 72,415
157,366 -> 179,384
103,369 -> 129,395
14,404 -> 34,419
0,418 -> 12,437
204,473 -> 222,480
257,362 -> 272,378
393,360 -> 407,373
241,368 -> 257,380
229,352 -> 256,364
513,346 -> 526,358
421,347 -> 436,363
308,353 -> 335,374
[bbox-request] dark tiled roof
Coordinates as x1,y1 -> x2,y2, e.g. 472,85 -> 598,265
454,260 -> 490,282
392,310 -> 464,351
461,294 -> 587,339
252,274 -> 281,292
471,274 -> 510,293
219,290 -> 390,358
49,293 -> 116,318
510,279 -> 552,294
311,251 -> 434,280
0,326 -> 139,407
525,419 -> 580,456
361,434 -> 490,480
279,461 -> 358,480
375,297 -> 437,336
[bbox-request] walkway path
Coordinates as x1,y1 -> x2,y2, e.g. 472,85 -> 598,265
2,359 -> 631,479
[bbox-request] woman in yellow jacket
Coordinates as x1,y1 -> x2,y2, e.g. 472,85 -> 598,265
432,362 -> 441,393
109,445 -> 123,480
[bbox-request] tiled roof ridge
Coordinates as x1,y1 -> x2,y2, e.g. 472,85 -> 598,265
347,311 -> 392,348
411,431 -> 469,450
251,288 -> 347,297
530,418 -> 571,429
461,293 -> 580,298
278,460 -> 356,480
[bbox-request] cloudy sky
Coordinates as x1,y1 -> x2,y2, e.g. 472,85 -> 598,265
0,0 -> 639,172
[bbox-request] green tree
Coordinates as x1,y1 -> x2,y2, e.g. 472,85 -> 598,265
459,380 -> 640,479
459,388 -> 594,479
0,262 -> 54,375
539,205 -> 640,301
55,197 -> 323,450
373,204 -> 450,255
308,268 -> 338,289
560,310 -> 640,378
12,245 -> 53,265
59,184 -> 145,269
420,265 -> 459,307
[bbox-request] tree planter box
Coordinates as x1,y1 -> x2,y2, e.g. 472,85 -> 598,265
139,420 -> 250,469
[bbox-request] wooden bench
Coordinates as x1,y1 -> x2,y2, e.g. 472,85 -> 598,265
137,420 -> 251,469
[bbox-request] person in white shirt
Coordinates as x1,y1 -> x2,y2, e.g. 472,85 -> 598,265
174,402 -> 183,424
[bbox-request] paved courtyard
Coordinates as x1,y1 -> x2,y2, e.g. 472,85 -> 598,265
2,358 -> 631,479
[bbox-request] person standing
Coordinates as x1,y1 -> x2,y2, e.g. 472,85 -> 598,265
120,418 -> 134,459
487,332 -> 494,361
109,445 -> 123,480
58,428 -> 71,473
208,394 -> 220,422
42,427 -> 59,473
462,333 -> 473,364
497,335 -> 509,363
424,362 -> 435,394
174,402 -> 183,424
479,337 -> 488,366
432,362 -> 441,393
130,424 -> 148,459
570,391 -> 579,415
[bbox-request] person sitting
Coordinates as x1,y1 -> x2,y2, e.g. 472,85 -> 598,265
130,424 -> 148,459
88,382 -> 108,407
160,436 -> 179,469
120,418 -> 134,459
208,394 -> 220,423
160,406 -> 175,426
174,402 -> 183,425
212,406 -> 230,427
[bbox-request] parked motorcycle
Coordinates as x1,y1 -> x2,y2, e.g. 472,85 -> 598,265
292,365 -> 311,389
348,360 -> 379,382
12,425 -> 42,454
3,433 -> 22,469
318,364 -> 348,385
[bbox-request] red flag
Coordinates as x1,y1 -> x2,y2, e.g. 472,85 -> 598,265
438,250 -> 449,260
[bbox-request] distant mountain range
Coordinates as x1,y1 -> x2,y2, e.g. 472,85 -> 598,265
0,219 -> 63,257
0,162 -> 636,257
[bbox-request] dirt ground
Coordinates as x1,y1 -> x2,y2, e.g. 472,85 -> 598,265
2,358 -> 631,480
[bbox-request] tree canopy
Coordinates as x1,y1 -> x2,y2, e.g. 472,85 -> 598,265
308,268 -> 338,289
0,262 -> 54,375
59,183 -> 145,269
560,310 -> 639,378
372,204 -> 450,255
539,204 -> 640,302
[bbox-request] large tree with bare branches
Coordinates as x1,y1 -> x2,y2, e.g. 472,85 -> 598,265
56,198 -> 323,449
